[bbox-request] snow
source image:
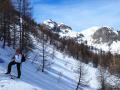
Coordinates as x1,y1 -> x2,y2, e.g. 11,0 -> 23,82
81,26 -> 100,38
110,41 -> 120,54
86,40 -> 120,54
113,31 -> 118,35
43,19 -> 120,54
0,34 -> 119,90
0,47 -> 41,90
0,78 -> 41,90
80,26 -> 120,54
87,65 -> 100,89
59,26 -> 100,39
43,20 -> 74,37
0,34 -> 100,90
59,30 -> 77,38
58,23 -> 64,27
79,26 -> 101,46
43,19 -> 55,29
106,75 -> 120,88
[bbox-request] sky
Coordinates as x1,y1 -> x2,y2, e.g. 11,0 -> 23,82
31,0 -> 120,32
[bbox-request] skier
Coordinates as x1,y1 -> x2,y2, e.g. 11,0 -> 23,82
5,48 -> 22,78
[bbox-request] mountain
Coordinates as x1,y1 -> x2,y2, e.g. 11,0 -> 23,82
43,19 -> 58,30
92,27 -> 119,44
58,23 -> 72,33
42,19 -> 120,54
80,26 -> 120,54
42,19 -> 77,37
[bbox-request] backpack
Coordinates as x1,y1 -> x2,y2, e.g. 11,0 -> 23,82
21,54 -> 26,62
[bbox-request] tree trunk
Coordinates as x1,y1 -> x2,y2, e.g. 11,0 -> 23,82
42,33 -> 45,72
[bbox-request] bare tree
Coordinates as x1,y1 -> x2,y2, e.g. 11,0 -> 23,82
14,0 -> 32,50
76,61 -> 88,90
30,28 -> 55,72
0,0 -> 13,48
97,50 -> 111,90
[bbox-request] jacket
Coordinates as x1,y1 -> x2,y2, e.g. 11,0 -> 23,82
14,54 -> 22,63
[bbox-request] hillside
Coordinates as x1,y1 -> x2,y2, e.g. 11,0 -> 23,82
0,32 -> 119,90
0,36 -> 99,90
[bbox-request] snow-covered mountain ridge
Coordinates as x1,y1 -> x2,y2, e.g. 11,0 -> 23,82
80,26 -> 120,54
42,19 -> 72,34
42,19 -> 120,54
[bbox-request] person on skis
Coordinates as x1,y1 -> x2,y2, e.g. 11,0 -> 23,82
5,48 -> 22,78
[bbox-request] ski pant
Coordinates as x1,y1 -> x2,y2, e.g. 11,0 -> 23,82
6,61 -> 21,78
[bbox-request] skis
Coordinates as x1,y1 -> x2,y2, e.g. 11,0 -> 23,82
0,73 -> 19,79
10,74 -> 18,79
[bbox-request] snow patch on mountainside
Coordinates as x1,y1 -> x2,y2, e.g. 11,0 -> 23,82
59,30 -> 77,37
79,26 -> 100,46
43,19 -> 56,29
42,19 -> 73,36
81,26 -> 101,37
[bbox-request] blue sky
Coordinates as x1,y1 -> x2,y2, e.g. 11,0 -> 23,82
31,0 -> 120,31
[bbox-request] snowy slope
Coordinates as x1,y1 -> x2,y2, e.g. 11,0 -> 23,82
0,46 -> 42,90
0,74 -> 41,90
0,33 -> 119,90
81,26 -> 101,38
80,26 -> 101,45
29,34 -> 99,90
0,35 -> 99,90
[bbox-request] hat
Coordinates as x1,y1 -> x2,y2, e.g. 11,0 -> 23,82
16,48 -> 21,53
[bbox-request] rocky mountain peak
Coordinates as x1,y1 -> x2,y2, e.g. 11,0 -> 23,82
92,27 -> 119,44
42,19 -> 72,34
